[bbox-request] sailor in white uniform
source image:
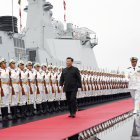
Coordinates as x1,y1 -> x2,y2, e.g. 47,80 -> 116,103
47,65 -> 55,112
58,66 -> 66,111
53,66 -> 60,112
9,59 -> 21,119
26,61 -> 36,116
49,65 -> 60,112
41,64 -> 49,113
126,57 -> 140,114
34,63 -> 44,115
18,60 -> 29,118
0,58 -> 10,121
57,67 -> 63,101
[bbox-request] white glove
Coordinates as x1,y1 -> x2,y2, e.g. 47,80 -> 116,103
78,88 -> 81,91
59,86 -> 62,90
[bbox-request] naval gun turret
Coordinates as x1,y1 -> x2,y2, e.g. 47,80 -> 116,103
24,0 -> 98,68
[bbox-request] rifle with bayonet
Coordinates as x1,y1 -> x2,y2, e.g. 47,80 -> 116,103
19,72 -> 26,95
28,73 -> 33,94
43,75 -> 48,94
9,71 -> 15,95
0,72 -> 4,97
35,74 -> 40,94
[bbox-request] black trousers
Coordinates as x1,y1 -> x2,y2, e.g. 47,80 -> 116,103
65,91 -> 77,115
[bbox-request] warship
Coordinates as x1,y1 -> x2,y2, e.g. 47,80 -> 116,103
0,1 -> 135,140
0,0 -> 98,69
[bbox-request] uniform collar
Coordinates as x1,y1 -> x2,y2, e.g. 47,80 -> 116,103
66,66 -> 73,69
132,66 -> 139,71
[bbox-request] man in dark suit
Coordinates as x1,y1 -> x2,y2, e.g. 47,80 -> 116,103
60,57 -> 82,118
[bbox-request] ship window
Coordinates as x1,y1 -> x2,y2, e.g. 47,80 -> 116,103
17,39 -> 20,47
15,48 -> 26,58
22,40 -> 25,48
13,38 -> 16,46
13,38 -> 25,48
0,36 -> 2,44
19,39 -> 22,48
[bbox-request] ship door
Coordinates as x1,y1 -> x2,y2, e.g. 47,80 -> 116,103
28,50 -> 36,63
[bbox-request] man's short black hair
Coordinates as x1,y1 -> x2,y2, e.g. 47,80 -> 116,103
66,57 -> 74,62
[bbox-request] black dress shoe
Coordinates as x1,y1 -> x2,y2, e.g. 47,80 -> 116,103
2,116 -> 9,121
68,113 -> 76,118
71,115 -> 76,118
11,115 -> 17,120
71,113 -> 76,118
36,110 -> 42,115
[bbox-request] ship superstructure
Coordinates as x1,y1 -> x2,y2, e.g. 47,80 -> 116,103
0,0 -> 98,69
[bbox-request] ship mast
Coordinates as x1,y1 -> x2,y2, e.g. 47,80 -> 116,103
11,0 -> 14,33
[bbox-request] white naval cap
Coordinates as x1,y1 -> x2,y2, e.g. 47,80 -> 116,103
41,63 -> 47,67
18,60 -> 24,66
53,65 -> 58,69
87,69 -> 91,72
48,65 -> 53,68
34,63 -> 40,67
130,57 -> 138,61
79,68 -> 84,71
60,66 -> 65,69
26,61 -> 33,66
0,58 -> 6,64
9,59 -> 16,64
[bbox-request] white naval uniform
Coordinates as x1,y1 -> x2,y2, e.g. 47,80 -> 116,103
0,68 -> 11,108
100,76 -> 104,96
56,72 -> 61,101
123,76 -> 129,93
118,76 -> 123,94
91,75 -> 95,97
80,74 -> 86,98
34,70 -> 44,104
41,70 -> 49,102
126,66 -> 140,113
87,75 -> 93,97
50,72 -> 57,101
59,72 -> 66,101
9,68 -> 21,106
48,72 -> 56,102
77,74 -> 81,99
103,76 -> 108,96
84,74 -> 89,97
27,69 -> 36,105
94,76 -> 98,96
107,76 -> 111,96
116,77 -> 121,94
96,76 -> 101,96
19,69 -> 29,106
112,77 -> 116,95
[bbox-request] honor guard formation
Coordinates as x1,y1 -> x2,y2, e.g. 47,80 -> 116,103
0,58 -> 130,121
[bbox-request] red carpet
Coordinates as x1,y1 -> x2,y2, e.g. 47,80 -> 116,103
0,99 -> 133,140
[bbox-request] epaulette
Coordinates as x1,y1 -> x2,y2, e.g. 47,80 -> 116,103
127,67 -> 131,69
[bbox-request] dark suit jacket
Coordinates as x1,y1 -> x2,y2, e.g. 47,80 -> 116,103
59,66 -> 82,92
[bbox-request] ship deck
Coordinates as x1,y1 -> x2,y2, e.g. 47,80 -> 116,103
0,99 -> 133,140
